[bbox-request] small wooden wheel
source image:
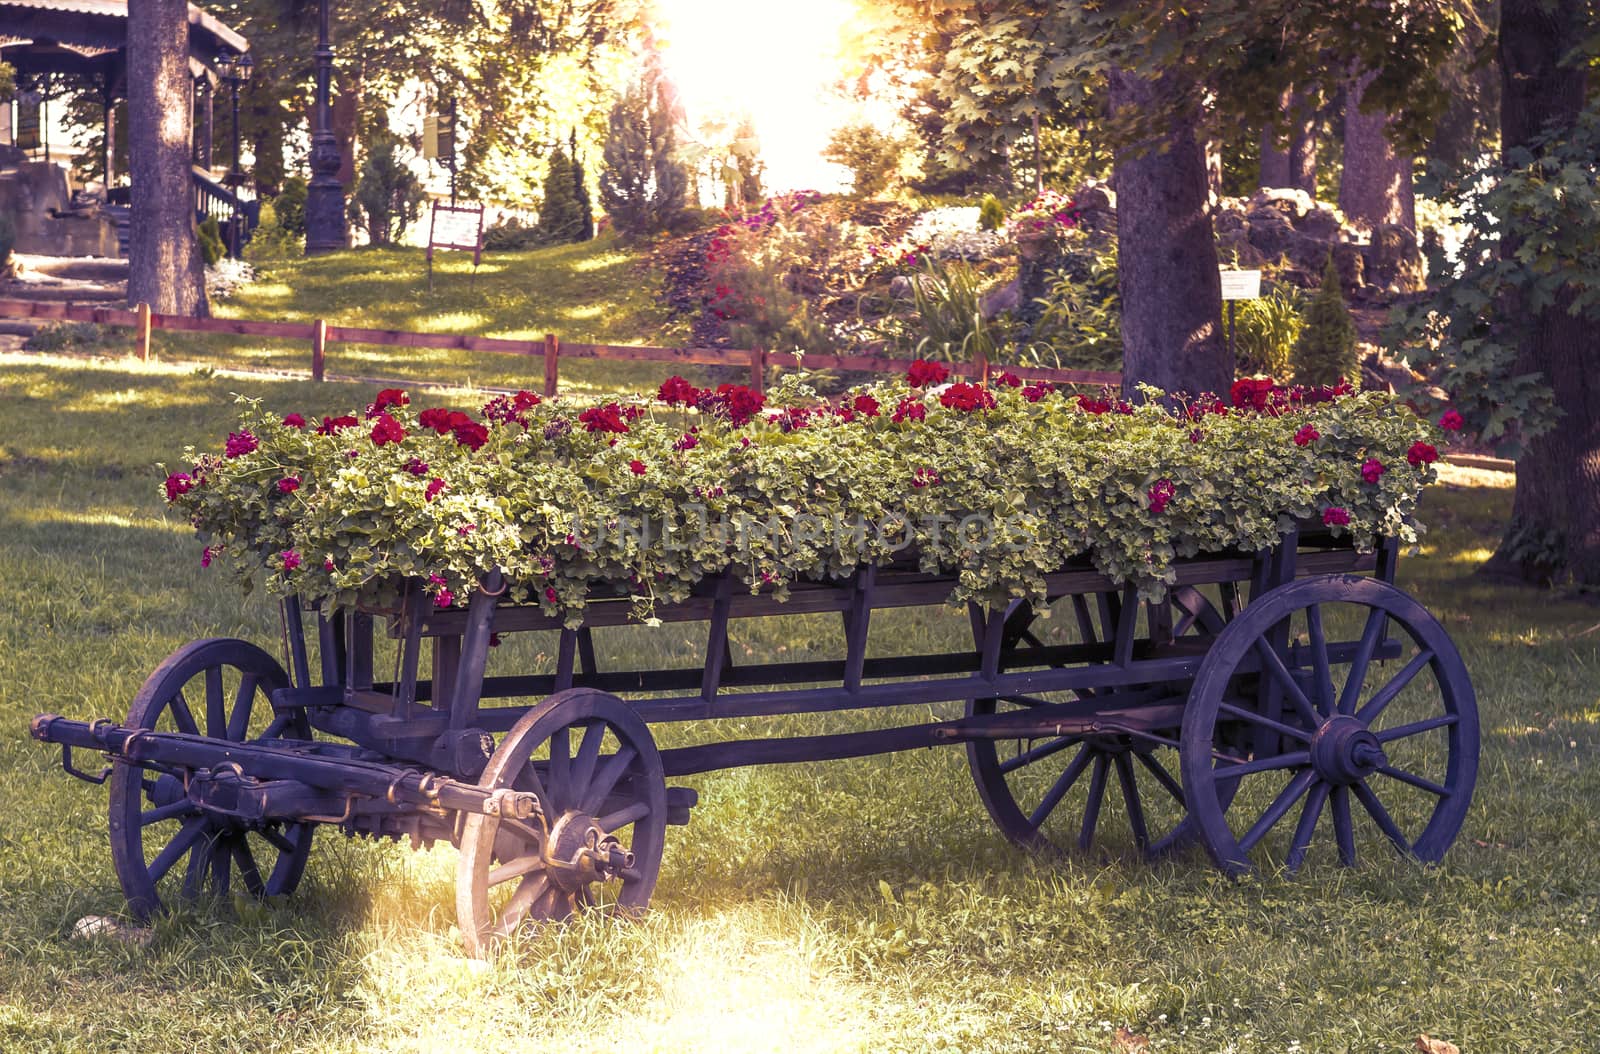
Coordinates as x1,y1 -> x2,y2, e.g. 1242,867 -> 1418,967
966,587 -> 1228,857
1181,576 -> 1478,876
456,688 -> 667,957
108,638 -> 313,920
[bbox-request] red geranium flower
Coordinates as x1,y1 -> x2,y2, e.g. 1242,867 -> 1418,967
418,407 -> 455,433
452,420 -> 489,451
163,473 -> 194,501
674,432 -> 699,451
1361,458 -> 1386,484
224,430 -> 258,458
1293,425 -> 1320,447
368,388 -> 409,416
1407,441 -> 1439,466
995,371 -> 1023,388
629,459 -> 647,475
317,415 -> 359,435
1148,479 -> 1176,514
1078,395 -> 1113,415
404,457 -> 429,475
1439,409 -> 1464,431
578,404 -> 631,434
324,557 -> 336,571
280,549 -> 302,572
911,467 -> 942,488
907,359 -> 950,388
891,396 -> 926,423
659,376 -> 702,407
370,412 -> 406,447
282,412 -> 307,429
1022,383 -> 1054,403
852,393 -> 881,418
698,384 -> 765,426
939,382 -> 996,413
425,478 -> 447,501
277,476 -> 301,494
201,546 -> 216,568
1323,507 -> 1351,526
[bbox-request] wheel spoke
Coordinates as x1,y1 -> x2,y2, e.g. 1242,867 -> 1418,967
1251,638 -> 1321,730
1237,769 -> 1315,853
234,837 -> 264,896
147,816 -> 208,883
546,726 -> 570,808
488,853 -> 545,888
1332,786 -> 1356,865
579,746 -> 638,815
1133,751 -> 1185,806
1377,764 -> 1451,797
141,799 -> 196,827
1355,650 -> 1435,725
1338,608 -> 1388,715
259,824 -> 296,854
168,691 -> 200,735
1352,781 -> 1412,855
183,834 -> 213,897
1211,750 -> 1312,784
597,800 -> 650,832
570,721 -> 607,801
1113,753 -> 1149,850
1305,605 -> 1334,716
1284,781 -> 1330,873
227,675 -> 258,742
1025,743 -> 1092,829
998,734 -> 1076,774
1375,713 -> 1458,743
1077,753 -> 1111,851
211,836 -> 232,896
499,817 -> 547,846
492,874 -> 547,938
1218,700 -> 1313,743
204,667 -> 227,739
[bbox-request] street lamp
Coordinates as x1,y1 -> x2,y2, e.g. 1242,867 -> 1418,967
304,0 -> 347,254
216,50 -> 252,258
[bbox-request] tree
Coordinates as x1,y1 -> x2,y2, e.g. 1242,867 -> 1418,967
127,0 -> 209,316
822,122 -> 905,197
1290,258 -> 1358,385
598,52 -> 689,237
349,138 -> 424,245
534,147 -> 585,244
571,127 -> 594,241
1339,67 -> 1416,230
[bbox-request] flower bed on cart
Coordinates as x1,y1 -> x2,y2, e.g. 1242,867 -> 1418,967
163,366 -> 1448,626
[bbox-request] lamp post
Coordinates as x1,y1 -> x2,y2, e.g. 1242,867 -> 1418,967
304,0 -> 347,254
216,51 -> 252,258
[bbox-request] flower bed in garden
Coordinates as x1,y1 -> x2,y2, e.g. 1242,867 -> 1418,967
164,366 -> 1447,626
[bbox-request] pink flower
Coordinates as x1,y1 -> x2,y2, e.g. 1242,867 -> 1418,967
404,457 -> 429,475
324,557 -> 336,572
370,413 -> 406,447
629,459 -> 647,475
434,589 -> 455,609
163,473 -> 194,502
224,430 -> 258,458
545,586 -> 559,604
1439,409 -> 1464,431
282,412 -> 307,429
674,433 -> 699,451
1148,479 -> 1176,514
280,549 -> 302,572
1293,425 -> 1320,447
1323,507 -> 1351,527
201,545 -> 216,568
425,478 -> 447,502
1361,458 -> 1386,484
277,476 -> 301,494
457,524 -> 476,535
911,467 -> 942,488
1407,441 -> 1439,466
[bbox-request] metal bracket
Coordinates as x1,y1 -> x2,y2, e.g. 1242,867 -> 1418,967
481,787 -> 541,819
60,743 -> 112,785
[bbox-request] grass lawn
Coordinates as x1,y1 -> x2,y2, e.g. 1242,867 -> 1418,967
136,237 -> 713,397
1,357 -> 1597,1053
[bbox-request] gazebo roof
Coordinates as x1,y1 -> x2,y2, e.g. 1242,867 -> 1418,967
0,0 -> 246,92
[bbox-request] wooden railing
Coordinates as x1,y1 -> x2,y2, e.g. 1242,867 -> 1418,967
0,298 -> 1123,395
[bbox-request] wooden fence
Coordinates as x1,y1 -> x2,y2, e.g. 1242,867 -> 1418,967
0,298 -> 1122,395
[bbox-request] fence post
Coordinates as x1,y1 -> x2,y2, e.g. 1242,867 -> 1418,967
134,302 -> 151,363
311,319 -> 326,382
749,344 -> 766,395
972,345 -> 989,385
543,332 -> 559,398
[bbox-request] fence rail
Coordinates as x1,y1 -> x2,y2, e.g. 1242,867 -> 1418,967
0,298 -> 1123,395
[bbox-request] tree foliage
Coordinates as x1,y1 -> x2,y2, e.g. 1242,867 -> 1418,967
598,53 -> 690,237
349,138 -> 425,245
534,147 -> 586,245
1292,258 -> 1359,386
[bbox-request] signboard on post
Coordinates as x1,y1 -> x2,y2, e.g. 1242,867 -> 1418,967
1219,269 -> 1262,363
426,201 -> 484,288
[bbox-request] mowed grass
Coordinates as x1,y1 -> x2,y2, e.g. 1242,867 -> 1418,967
144,236 -> 717,396
0,358 -> 1597,1053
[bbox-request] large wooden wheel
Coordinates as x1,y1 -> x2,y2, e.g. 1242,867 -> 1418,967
966,587 -> 1228,857
1180,576 -> 1478,876
456,688 -> 667,958
107,638 -> 313,920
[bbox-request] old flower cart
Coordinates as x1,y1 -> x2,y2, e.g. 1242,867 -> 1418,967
31,372 -> 1478,956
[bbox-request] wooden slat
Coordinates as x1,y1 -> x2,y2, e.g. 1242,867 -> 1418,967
152,314 -> 317,339
323,325 -> 539,354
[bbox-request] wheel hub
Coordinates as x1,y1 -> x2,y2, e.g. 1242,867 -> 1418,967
1312,715 -> 1386,785
542,811 -> 634,893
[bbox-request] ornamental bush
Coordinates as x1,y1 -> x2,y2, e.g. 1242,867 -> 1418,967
165,372 -> 1439,628
1291,258 -> 1359,387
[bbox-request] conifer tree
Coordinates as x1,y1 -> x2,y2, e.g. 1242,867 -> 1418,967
599,52 -> 689,236
571,127 -> 594,242
535,147 -> 584,245
1291,257 -> 1359,386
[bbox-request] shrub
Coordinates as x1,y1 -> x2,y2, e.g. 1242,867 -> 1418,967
243,201 -> 301,262
875,258 -> 1021,365
23,321 -> 112,352
534,148 -> 586,246
0,212 -> 14,273
1291,258 -> 1359,386
978,194 -> 1005,231
482,216 -> 539,252
197,217 -> 226,266
350,138 -> 426,246
1027,242 -> 1123,372
274,177 -> 307,235
1234,285 -> 1307,379
822,122 -> 906,198
599,55 -> 690,237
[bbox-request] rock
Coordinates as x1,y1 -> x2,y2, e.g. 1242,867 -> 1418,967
1415,1035 -> 1460,1054
71,915 -> 153,947
1215,228 -> 1265,268
1245,206 -> 1296,258
1331,241 -> 1367,293
980,279 -> 1022,318
889,274 -> 938,301
1298,206 -> 1343,240
1367,223 -> 1425,293
1249,186 -> 1316,220
1213,206 -> 1246,235
1074,180 -> 1115,214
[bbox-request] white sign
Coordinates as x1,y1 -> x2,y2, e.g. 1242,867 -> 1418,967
1219,269 -> 1262,301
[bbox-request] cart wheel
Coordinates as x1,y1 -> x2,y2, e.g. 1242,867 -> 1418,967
108,638 -> 313,920
456,688 -> 667,957
966,587 -> 1226,857
1181,576 -> 1478,876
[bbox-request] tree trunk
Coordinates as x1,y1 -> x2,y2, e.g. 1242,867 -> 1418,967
1484,0 -> 1598,586
1109,68 -> 1230,399
333,67 -> 361,190
1339,68 -> 1415,230
126,0 -> 208,316
1288,88 -> 1318,196
1259,88 -> 1292,188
